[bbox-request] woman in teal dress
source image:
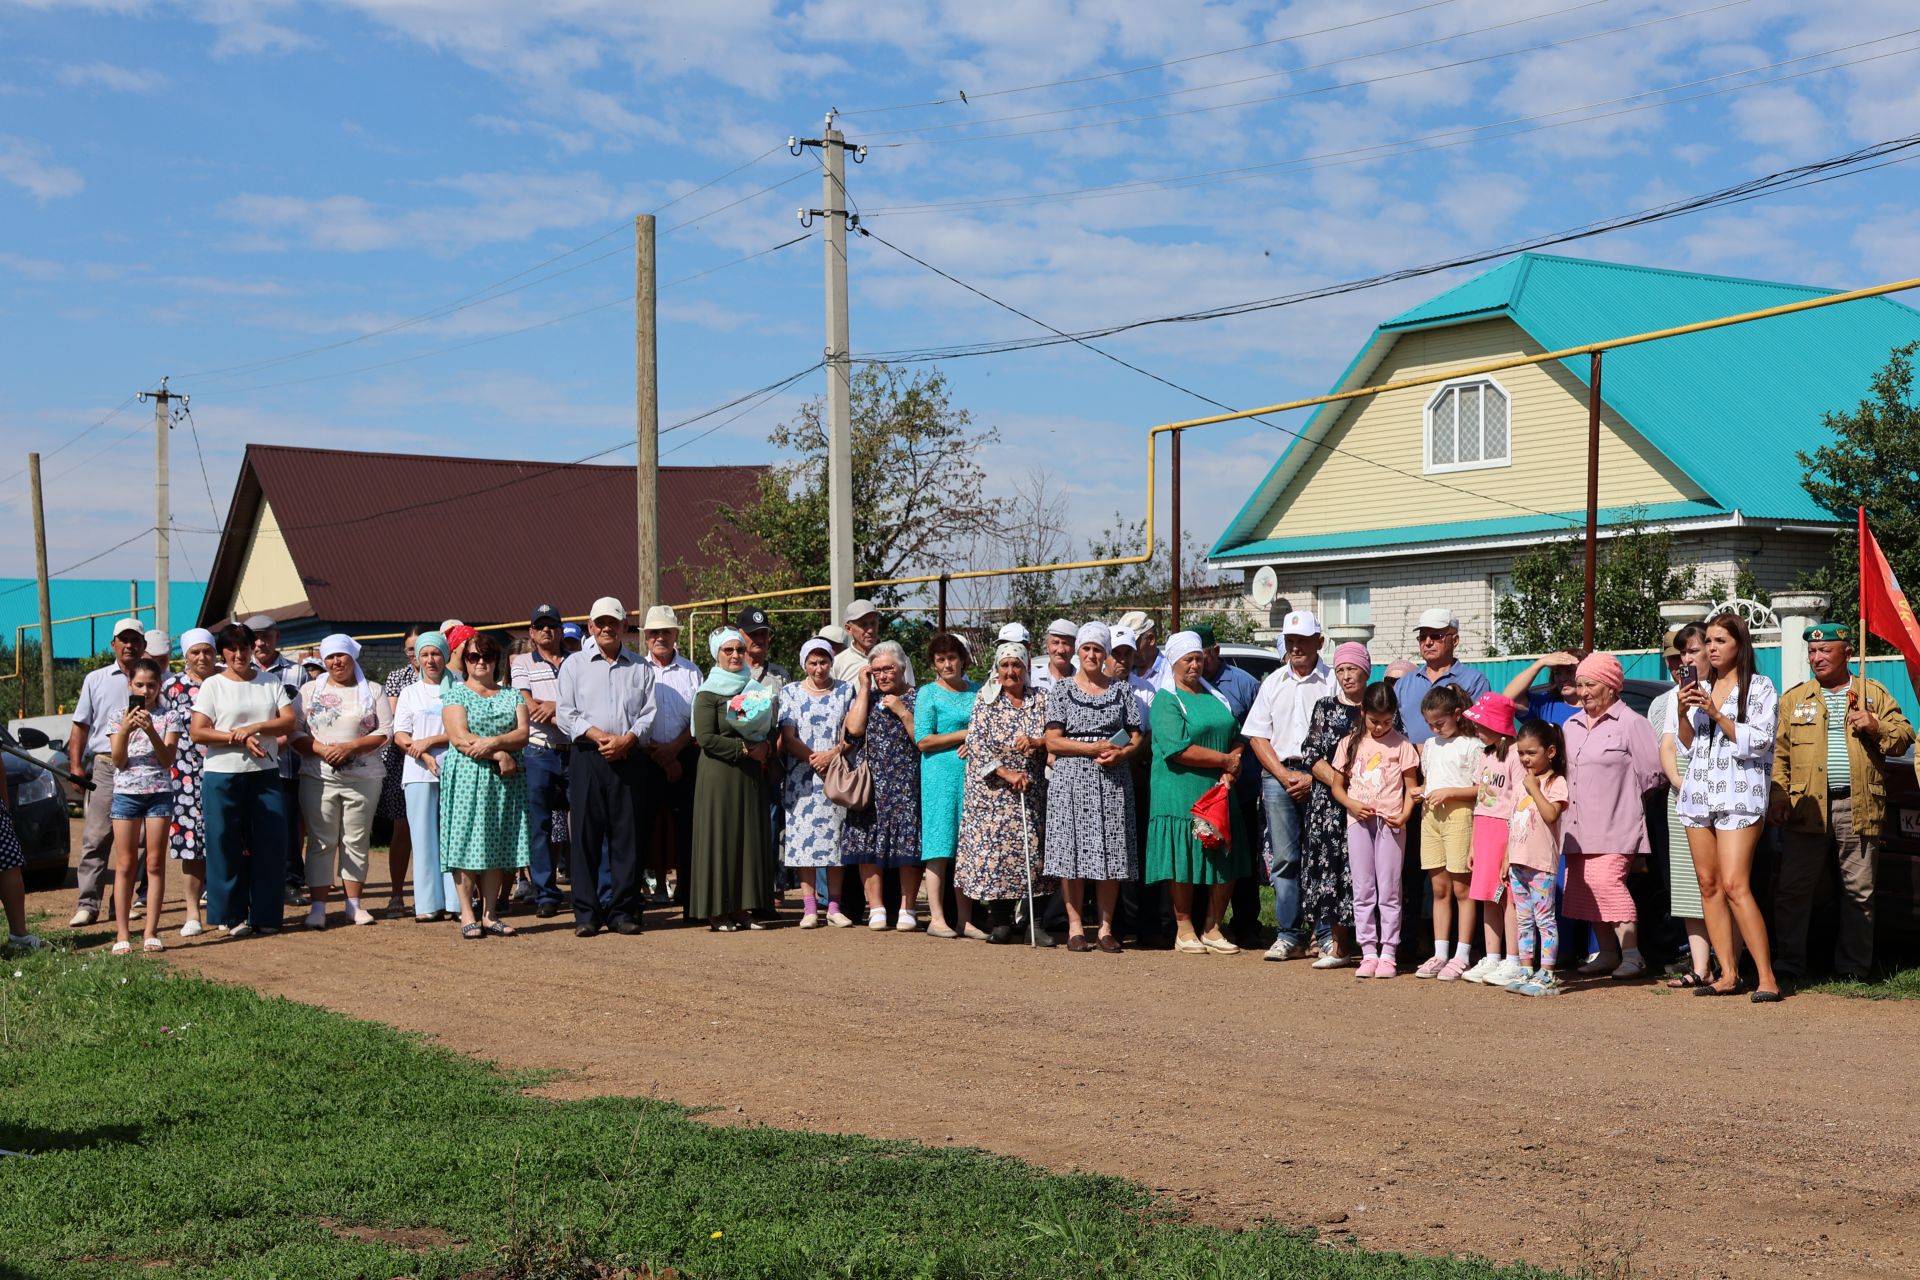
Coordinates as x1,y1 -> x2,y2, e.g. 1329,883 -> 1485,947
690,627 -> 778,931
438,630 -> 531,940
1147,631 -> 1252,956
916,632 -> 976,939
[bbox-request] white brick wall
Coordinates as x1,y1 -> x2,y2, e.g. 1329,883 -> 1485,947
1243,526 -> 1838,661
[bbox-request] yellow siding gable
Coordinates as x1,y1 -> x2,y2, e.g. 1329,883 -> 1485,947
1260,318 -> 1703,540
228,499 -> 310,620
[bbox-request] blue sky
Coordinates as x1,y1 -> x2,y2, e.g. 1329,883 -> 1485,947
3,0 -> 1918,605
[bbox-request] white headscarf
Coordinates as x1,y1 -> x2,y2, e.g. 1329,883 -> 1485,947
179,627 -> 216,654
1075,621 -> 1111,654
798,637 -> 834,669
977,640 -> 1032,705
317,633 -> 374,706
1161,629 -> 1229,709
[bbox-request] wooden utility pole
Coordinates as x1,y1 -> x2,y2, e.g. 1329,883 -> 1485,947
636,213 -> 660,612
28,452 -> 54,715
138,378 -> 182,636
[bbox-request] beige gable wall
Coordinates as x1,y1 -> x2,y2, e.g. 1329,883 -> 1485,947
1261,318 -> 1705,540
228,500 -> 309,619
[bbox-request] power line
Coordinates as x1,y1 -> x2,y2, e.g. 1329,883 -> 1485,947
0,527 -> 159,601
854,130 -> 1920,366
0,394 -> 139,487
864,0 -> 1641,139
661,365 -> 825,458
859,227 -> 1585,530
836,0 -> 1465,115
880,11 -> 1901,148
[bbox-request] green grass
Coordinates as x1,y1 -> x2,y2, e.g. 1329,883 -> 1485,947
0,939 -> 1564,1280
1802,965 -> 1920,1000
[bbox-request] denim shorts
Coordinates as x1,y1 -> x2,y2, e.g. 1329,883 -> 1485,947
111,791 -> 173,821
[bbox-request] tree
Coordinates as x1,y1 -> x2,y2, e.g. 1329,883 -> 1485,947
1494,516 -> 1710,654
678,364 -> 1007,655
1795,341 -> 1920,605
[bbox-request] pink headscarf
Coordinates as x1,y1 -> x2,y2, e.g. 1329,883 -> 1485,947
1575,651 -> 1624,692
1331,641 -> 1371,671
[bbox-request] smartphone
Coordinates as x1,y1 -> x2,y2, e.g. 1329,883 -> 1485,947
128,694 -> 144,713
1677,664 -> 1696,686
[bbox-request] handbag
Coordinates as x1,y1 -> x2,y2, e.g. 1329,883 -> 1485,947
823,736 -> 873,811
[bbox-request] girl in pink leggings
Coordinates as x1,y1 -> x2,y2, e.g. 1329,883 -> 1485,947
1332,682 -> 1419,978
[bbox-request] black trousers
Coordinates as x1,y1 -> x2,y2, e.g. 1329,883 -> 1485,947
638,744 -> 699,916
568,745 -> 647,928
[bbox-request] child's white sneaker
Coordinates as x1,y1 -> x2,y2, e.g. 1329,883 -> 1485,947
1488,956 -> 1531,987
1514,968 -> 1563,997
1460,954 -> 1500,984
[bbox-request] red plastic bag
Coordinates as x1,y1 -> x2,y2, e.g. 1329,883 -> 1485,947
1191,780 -> 1232,849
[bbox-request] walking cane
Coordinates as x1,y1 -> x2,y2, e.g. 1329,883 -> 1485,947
1019,784 -> 1038,947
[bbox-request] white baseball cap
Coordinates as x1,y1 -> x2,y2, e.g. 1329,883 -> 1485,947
843,598 -> 880,624
589,597 -> 627,624
1046,618 -> 1078,640
1116,610 -> 1155,636
641,605 -> 679,632
816,624 -> 850,648
1414,607 -> 1459,633
144,629 -> 170,656
1110,626 -> 1139,652
997,622 -> 1030,644
1280,610 -> 1322,637
112,617 -> 145,640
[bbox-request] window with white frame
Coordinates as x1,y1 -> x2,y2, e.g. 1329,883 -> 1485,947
1319,583 -> 1371,627
1425,377 -> 1511,473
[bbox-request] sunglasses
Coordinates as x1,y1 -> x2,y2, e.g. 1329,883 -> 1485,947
467,652 -> 495,664
531,620 -> 558,631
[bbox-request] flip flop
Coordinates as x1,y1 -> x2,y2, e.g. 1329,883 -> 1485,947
460,923 -> 484,940
482,921 -> 517,937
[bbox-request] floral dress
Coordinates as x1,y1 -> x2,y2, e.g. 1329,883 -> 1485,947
917,680 -> 976,862
437,682 -> 530,873
842,688 -> 921,868
955,687 -> 1049,901
1300,695 -> 1361,930
162,672 -> 206,861
379,662 -> 418,820
777,679 -> 856,868
1043,680 -> 1143,882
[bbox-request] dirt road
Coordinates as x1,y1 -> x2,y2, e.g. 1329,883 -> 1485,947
38,882 -> 1920,1279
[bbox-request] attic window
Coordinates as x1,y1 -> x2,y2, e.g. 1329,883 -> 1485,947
1424,377 -> 1510,473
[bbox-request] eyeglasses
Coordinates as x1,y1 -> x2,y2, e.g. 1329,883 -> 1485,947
530,620 -> 558,631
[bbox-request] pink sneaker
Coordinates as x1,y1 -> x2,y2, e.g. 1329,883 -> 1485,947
1354,956 -> 1380,979
1414,954 -> 1447,979
1374,955 -> 1398,979
1437,955 -> 1471,981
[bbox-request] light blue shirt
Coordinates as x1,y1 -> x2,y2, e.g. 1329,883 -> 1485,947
1395,661 -> 1491,745
557,644 -> 657,744
71,660 -> 137,757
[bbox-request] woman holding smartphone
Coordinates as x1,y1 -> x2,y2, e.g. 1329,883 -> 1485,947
1677,612 -> 1781,1001
108,657 -> 179,953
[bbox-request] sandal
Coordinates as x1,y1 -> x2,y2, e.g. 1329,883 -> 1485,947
143,937 -> 165,953
110,940 -> 132,956
482,921 -> 517,938
460,923 -> 484,940
1667,970 -> 1708,989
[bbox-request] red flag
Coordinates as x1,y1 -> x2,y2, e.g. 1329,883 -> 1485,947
1860,506 -> 1920,679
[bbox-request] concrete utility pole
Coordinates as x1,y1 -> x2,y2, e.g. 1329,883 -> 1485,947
797,117 -> 863,622
636,213 -> 660,612
138,378 -> 183,636
28,452 -> 54,715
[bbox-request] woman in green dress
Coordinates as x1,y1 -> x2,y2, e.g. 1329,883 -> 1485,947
691,628 -> 777,931
438,630 -> 531,940
1147,630 -> 1251,956
916,631 -> 976,939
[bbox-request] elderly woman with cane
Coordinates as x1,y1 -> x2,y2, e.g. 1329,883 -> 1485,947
956,640 -> 1050,944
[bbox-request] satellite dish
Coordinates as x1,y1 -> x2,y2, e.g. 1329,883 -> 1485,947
1250,565 -> 1279,608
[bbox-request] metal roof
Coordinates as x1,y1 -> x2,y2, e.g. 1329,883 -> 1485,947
1212,253 -> 1920,560
199,445 -> 768,628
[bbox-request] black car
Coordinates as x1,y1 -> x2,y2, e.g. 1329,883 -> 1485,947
3,726 -> 72,888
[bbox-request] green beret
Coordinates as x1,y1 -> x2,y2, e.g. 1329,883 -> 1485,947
1804,622 -> 1852,642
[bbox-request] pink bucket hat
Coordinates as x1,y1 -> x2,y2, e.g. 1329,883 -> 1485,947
1575,650 -> 1625,692
1463,691 -> 1519,738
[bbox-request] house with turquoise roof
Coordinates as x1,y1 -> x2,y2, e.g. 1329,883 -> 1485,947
1207,253 -> 1920,659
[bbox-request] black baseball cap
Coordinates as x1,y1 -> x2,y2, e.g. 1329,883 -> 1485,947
530,604 -> 563,627
735,606 -> 771,634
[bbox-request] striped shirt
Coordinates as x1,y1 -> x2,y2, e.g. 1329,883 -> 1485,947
1822,689 -> 1851,788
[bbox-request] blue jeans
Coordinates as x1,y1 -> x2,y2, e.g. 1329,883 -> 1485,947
523,746 -> 570,907
403,780 -> 457,916
1261,775 -> 1307,946
203,769 -> 290,930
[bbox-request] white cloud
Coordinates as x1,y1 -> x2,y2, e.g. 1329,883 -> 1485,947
57,61 -> 171,92
0,135 -> 84,200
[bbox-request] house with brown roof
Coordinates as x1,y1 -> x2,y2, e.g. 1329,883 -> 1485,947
198,444 -> 769,647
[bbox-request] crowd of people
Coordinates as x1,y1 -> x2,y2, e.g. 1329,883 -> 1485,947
4,595 -> 1905,1004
